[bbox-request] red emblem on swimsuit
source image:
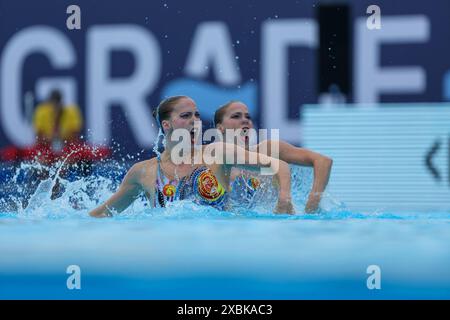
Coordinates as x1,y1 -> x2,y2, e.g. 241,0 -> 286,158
162,184 -> 176,197
197,171 -> 224,201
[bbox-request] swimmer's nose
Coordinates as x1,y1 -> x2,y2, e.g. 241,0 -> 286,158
191,119 -> 202,128
191,113 -> 200,124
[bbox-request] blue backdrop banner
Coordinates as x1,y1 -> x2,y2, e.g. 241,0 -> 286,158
1,0 -> 449,153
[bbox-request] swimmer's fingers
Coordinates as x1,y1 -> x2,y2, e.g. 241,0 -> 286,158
304,194 -> 321,214
274,199 -> 295,215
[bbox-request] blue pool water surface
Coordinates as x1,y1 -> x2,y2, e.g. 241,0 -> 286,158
0,163 -> 449,299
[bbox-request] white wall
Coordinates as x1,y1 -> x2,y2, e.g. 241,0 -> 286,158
303,103 -> 450,212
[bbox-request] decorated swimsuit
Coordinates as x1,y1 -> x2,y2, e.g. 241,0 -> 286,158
228,171 -> 261,209
154,157 -> 228,210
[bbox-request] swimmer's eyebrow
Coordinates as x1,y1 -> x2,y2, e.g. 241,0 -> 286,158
179,111 -> 201,118
231,112 -> 251,119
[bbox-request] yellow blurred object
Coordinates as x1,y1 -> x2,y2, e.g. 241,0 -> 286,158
33,103 -> 83,141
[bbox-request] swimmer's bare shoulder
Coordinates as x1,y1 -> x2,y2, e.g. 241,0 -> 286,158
89,158 -> 158,218
133,158 -> 158,193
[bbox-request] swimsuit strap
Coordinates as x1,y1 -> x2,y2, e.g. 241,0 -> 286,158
156,156 -> 164,184
155,157 -> 166,207
156,156 -> 179,185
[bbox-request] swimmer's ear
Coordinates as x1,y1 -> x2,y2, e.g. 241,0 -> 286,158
161,120 -> 171,133
217,124 -> 225,133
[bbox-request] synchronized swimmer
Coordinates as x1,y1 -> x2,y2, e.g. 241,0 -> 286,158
213,100 -> 332,213
89,96 -> 298,217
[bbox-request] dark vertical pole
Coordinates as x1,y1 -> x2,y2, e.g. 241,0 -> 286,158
317,4 -> 352,99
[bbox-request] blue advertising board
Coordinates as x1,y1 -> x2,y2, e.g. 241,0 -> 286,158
1,0 -> 449,154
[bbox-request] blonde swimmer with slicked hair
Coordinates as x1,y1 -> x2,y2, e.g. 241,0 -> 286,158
89,96 -> 295,217
214,101 -> 333,213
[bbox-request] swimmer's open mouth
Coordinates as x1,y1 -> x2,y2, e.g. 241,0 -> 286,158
240,127 -> 250,142
240,127 -> 250,136
190,128 -> 197,142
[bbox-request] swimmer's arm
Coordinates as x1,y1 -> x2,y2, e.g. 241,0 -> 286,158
219,143 -> 294,214
89,165 -> 142,218
275,141 -> 333,213
258,140 -> 332,167
214,142 -> 283,173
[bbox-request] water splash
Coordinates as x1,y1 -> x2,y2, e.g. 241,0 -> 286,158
152,128 -> 165,158
22,150 -> 77,216
0,154 -> 358,220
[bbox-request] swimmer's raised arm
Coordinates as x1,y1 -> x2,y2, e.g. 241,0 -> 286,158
257,140 -> 333,213
208,142 -> 294,214
236,146 -> 294,214
89,163 -> 144,218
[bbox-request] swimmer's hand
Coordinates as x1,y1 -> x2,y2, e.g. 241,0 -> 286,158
89,208 -> 112,218
305,193 -> 321,214
274,198 -> 295,214
89,204 -> 115,218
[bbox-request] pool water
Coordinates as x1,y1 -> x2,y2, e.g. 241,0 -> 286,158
0,163 -> 449,299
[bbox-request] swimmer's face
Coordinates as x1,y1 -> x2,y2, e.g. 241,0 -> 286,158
161,97 -> 201,141
217,102 -> 253,132
217,102 -> 254,144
